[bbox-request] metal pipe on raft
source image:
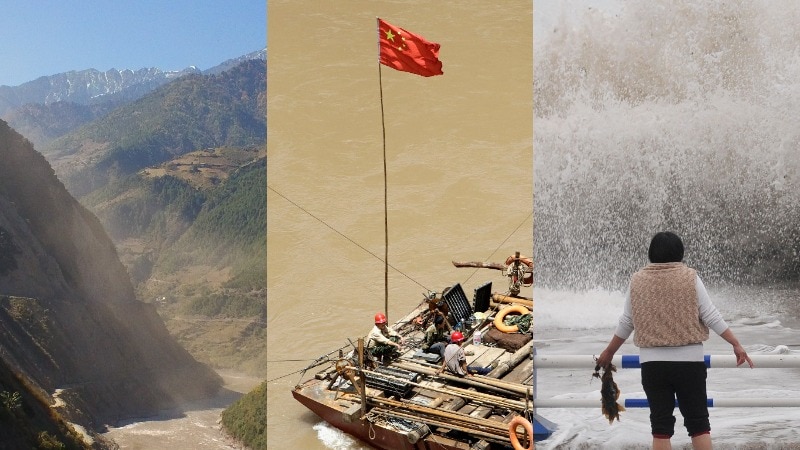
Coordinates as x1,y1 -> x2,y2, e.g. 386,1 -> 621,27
535,398 -> 800,408
533,354 -> 800,369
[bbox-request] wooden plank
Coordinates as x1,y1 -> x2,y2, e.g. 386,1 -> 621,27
392,360 -> 526,396
423,434 -> 473,449
464,345 -> 505,368
502,359 -> 533,385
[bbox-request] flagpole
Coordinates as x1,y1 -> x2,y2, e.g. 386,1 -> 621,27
375,17 -> 442,321
377,18 -> 389,321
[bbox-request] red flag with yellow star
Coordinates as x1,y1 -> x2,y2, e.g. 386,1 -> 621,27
378,18 -> 443,77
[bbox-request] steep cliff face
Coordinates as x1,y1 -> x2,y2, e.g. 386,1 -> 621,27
0,119 -> 221,427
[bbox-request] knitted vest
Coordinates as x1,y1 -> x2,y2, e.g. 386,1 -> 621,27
630,262 -> 709,348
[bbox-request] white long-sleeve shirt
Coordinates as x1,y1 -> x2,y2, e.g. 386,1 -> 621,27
614,275 -> 729,363
366,324 -> 400,348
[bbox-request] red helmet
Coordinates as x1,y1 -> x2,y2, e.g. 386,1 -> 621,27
450,331 -> 464,343
374,313 -> 387,324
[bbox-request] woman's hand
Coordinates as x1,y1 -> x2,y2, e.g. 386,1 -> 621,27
595,349 -> 614,368
733,344 -> 754,368
720,329 -> 754,368
596,335 -> 626,368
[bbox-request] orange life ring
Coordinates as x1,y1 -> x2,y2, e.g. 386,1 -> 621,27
508,415 -> 533,450
494,305 -> 530,333
505,255 -> 533,286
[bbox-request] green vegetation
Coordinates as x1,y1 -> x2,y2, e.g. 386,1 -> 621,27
37,431 -> 68,450
154,158 -> 265,372
85,174 -> 205,242
47,60 -> 266,198
2,296 -> 54,345
224,251 -> 266,292
181,159 -> 265,250
157,158 -> 266,285
0,358 -> 89,450
183,290 -> 264,318
220,381 -> 267,450
1,390 -> 21,411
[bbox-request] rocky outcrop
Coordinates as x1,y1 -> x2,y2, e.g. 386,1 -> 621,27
0,119 -> 221,428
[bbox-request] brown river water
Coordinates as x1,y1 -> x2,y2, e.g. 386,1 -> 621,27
102,371 -> 262,449
267,1 -> 532,448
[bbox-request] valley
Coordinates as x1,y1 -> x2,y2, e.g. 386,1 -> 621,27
0,48 -> 266,448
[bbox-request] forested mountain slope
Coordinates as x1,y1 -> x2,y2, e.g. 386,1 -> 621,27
44,59 -> 267,199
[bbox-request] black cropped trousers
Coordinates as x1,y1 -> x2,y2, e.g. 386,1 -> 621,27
641,361 -> 710,438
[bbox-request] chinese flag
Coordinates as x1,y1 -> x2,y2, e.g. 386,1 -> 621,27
378,18 -> 443,77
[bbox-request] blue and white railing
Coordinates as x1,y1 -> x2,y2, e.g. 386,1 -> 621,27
535,397 -> 800,408
533,354 -> 800,369
534,354 -> 800,408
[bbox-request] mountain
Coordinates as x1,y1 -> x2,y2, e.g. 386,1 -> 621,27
204,48 -> 267,76
151,156 -> 266,374
82,148 -> 266,375
0,67 -> 199,116
0,119 -> 222,437
44,59 -> 267,199
0,53 -> 267,381
0,101 -> 117,151
0,48 -> 266,150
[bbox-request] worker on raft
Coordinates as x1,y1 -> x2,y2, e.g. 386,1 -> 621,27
366,312 -> 405,363
422,291 -> 453,331
421,315 -> 449,357
437,331 -> 496,377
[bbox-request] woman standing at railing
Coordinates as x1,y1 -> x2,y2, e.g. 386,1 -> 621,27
596,231 -> 754,450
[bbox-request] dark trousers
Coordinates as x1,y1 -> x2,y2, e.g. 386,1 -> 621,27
428,342 -> 446,357
467,365 -> 493,375
641,361 -> 710,437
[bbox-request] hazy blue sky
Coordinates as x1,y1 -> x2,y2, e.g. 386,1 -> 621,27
0,1 -> 266,87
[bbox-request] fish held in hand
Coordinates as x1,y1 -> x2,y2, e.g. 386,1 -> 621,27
592,362 -> 625,424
